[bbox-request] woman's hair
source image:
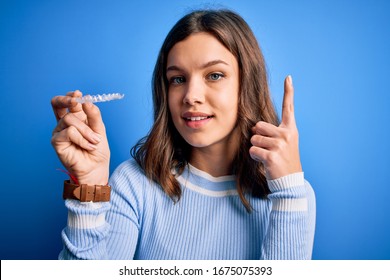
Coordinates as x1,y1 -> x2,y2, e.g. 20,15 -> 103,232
131,9 -> 279,212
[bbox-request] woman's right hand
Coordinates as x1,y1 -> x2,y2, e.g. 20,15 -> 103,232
51,90 -> 110,185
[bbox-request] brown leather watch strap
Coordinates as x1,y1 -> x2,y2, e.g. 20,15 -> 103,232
63,180 -> 111,202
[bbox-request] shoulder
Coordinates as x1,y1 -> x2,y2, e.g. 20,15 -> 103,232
108,158 -> 170,219
109,157 -> 169,197
109,158 -> 150,201
111,158 -> 146,181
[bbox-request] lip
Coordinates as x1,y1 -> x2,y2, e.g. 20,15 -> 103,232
182,111 -> 212,118
182,111 -> 213,129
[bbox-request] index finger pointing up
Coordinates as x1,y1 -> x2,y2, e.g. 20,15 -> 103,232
281,75 -> 296,127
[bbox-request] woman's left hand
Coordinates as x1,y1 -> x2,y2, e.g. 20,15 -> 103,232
249,75 -> 302,180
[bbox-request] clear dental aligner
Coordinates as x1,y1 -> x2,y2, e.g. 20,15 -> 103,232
75,93 -> 125,104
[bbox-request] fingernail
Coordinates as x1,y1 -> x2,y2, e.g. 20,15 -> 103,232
90,133 -> 101,144
288,75 -> 293,85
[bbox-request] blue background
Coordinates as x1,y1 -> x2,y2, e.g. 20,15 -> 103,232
1,0 -> 389,260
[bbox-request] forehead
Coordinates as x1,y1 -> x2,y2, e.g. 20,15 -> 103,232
167,32 -> 237,69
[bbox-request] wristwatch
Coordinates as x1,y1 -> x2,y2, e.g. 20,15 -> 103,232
63,180 -> 111,202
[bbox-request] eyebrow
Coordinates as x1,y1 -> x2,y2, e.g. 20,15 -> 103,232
166,59 -> 229,73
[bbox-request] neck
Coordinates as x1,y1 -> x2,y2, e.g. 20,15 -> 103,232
189,128 -> 240,177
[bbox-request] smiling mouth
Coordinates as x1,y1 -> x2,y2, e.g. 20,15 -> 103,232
184,116 -> 213,121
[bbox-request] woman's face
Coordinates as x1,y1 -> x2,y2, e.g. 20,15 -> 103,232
167,32 -> 239,151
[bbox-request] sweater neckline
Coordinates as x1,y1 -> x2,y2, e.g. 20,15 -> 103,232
187,163 -> 236,182
176,163 -> 238,197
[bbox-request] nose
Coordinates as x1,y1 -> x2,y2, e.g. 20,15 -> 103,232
183,78 -> 205,105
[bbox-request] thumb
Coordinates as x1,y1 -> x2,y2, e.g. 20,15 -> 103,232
281,75 -> 296,127
82,102 -> 106,135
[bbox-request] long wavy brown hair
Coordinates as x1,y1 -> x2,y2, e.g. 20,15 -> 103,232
131,9 -> 279,212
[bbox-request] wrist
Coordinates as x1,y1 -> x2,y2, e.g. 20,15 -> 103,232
76,167 -> 109,186
267,172 -> 304,193
63,180 -> 111,202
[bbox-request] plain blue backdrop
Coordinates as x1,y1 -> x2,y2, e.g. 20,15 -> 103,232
1,0 -> 389,259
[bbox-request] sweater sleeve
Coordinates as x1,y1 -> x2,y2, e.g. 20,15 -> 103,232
260,172 -> 316,260
59,160 -> 143,260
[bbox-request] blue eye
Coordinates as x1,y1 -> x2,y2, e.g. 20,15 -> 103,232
208,73 -> 224,81
170,76 -> 185,84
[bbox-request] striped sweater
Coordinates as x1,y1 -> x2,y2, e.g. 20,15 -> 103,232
59,159 -> 316,260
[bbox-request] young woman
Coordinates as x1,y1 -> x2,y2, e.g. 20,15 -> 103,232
51,9 -> 315,260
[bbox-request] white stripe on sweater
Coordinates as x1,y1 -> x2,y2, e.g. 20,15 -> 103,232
177,176 -> 238,197
67,212 -> 106,229
272,198 -> 308,212
188,164 -> 236,182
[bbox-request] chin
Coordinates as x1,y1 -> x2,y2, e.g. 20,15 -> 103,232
184,139 -> 211,148
181,134 -> 213,148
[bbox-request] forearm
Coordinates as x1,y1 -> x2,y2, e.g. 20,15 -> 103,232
59,200 -> 111,260
261,172 -> 316,260
59,165 -> 142,260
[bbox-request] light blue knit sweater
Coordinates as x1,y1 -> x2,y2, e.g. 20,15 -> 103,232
59,159 -> 316,260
